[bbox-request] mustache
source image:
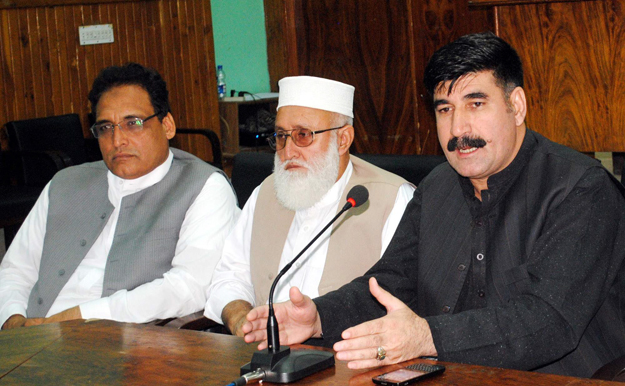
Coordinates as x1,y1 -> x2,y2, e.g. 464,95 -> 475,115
447,136 -> 487,152
279,159 -> 308,170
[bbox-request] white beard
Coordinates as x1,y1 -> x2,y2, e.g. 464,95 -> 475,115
273,139 -> 340,211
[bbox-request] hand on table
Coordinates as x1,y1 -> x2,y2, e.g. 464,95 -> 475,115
2,314 -> 48,329
43,306 -> 82,324
2,314 -> 27,329
242,286 -> 322,350
2,307 -> 83,330
333,277 -> 437,369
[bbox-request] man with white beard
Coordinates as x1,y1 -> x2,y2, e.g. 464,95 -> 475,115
204,76 -> 415,337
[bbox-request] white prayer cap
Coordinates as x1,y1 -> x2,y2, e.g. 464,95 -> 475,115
277,76 -> 355,118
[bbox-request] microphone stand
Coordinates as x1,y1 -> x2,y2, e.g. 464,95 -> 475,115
240,201 -> 357,383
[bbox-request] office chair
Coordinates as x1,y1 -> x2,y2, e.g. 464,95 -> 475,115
4,114 -> 89,187
171,128 -> 223,170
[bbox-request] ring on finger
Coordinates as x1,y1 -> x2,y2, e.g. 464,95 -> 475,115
376,346 -> 386,361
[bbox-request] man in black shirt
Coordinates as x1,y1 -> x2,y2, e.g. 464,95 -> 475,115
241,32 -> 625,378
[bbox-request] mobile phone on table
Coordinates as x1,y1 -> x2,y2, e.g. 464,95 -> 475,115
372,363 -> 445,386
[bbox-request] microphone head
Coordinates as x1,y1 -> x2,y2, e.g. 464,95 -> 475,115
346,185 -> 369,208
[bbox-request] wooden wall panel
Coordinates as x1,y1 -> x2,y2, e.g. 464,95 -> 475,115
411,0 -> 495,155
295,0 -> 419,155
0,0 -> 219,162
263,0 -> 298,92
0,0 -> 144,10
496,0 -> 625,152
470,0 -> 599,5
264,0 -> 495,155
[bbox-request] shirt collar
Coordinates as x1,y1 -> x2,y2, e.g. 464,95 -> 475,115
459,129 -> 536,212
107,150 -> 174,199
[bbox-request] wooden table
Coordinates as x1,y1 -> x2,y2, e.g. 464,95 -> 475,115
0,319 -> 619,385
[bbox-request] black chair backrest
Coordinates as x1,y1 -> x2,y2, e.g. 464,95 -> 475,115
5,114 -> 86,186
6,114 -> 87,165
231,152 -> 274,207
355,153 -> 447,187
230,152 -> 447,207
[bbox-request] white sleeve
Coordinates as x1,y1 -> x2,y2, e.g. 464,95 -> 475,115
203,186 -> 260,324
380,183 -> 416,256
0,184 -> 50,327
79,173 -> 240,323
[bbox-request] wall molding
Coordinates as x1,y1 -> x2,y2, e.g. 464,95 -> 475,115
0,0 -> 145,10
469,0 -> 599,7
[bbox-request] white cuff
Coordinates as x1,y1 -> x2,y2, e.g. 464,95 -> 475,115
79,297 -> 112,320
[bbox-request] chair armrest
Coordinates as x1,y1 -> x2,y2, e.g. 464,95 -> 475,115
176,128 -> 223,170
40,150 -> 74,168
2,150 -> 71,186
2,149 -> 70,170
592,355 -> 625,381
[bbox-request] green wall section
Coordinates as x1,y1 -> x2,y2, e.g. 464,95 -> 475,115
211,0 -> 271,96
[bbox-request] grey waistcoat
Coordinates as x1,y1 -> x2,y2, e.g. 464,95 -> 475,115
27,148 -> 224,317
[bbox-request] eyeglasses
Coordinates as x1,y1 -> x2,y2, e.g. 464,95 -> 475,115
267,125 -> 345,151
90,113 -> 159,139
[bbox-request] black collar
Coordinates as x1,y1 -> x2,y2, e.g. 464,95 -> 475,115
458,129 -> 537,215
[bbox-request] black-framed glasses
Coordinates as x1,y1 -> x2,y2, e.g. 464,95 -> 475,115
90,113 -> 159,139
267,125 -> 345,150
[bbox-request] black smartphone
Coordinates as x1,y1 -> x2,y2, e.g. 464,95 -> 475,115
372,363 -> 445,386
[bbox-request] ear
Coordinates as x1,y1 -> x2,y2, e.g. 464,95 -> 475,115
509,87 -> 527,127
161,112 -> 177,140
337,125 -> 354,156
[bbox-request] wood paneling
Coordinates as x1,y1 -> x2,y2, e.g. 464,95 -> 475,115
469,0 -> 599,6
496,0 -> 625,151
469,0 -> 598,6
0,0 -> 143,10
263,0 -> 298,92
411,0 -> 495,155
0,0 -> 219,161
297,1 -> 419,155
264,0 -> 494,155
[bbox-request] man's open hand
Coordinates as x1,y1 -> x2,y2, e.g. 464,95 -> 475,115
242,286 -> 322,350
333,277 -> 437,369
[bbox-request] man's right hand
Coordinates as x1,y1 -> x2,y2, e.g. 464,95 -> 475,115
2,314 -> 26,330
221,300 -> 253,337
242,286 -> 322,350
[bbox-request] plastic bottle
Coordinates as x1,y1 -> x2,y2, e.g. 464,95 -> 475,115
217,65 -> 226,99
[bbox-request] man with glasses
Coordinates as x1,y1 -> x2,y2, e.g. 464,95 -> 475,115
0,63 -> 239,329
204,76 -> 414,336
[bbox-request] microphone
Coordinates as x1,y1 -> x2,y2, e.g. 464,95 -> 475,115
240,185 -> 370,383
342,184 -> 369,211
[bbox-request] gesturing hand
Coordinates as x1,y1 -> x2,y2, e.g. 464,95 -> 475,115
242,286 -> 322,350
333,277 -> 437,369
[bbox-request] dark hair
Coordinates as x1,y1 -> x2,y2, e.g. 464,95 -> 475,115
88,62 -> 170,120
423,32 -> 523,97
